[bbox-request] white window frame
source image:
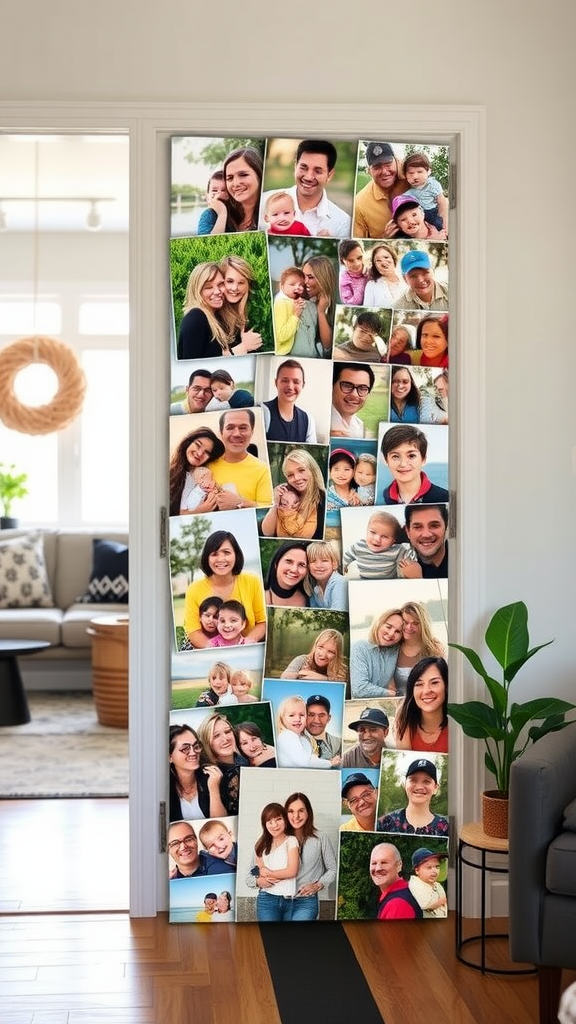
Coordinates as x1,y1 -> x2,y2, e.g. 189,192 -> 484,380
0,102 -> 485,918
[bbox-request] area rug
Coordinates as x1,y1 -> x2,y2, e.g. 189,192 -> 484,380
0,691 -> 128,798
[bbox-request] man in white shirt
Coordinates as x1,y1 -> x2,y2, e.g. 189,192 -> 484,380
260,139 -> 351,238
330,362 -> 374,439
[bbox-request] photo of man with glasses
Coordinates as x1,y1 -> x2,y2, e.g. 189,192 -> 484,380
170,368 -> 214,415
330,362 -> 375,438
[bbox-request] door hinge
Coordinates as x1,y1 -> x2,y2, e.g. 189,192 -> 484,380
449,163 -> 457,210
159,801 -> 167,852
448,491 -> 457,539
159,506 -> 167,559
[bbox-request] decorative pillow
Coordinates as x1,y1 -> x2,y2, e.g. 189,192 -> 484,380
79,538 -> 129,604
563,797 -> 576,832
0,532 -> 54,608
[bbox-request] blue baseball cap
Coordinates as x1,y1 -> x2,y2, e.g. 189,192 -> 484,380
401,250 -> 431,274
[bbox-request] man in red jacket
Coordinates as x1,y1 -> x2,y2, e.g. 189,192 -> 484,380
370,842 -> 423,919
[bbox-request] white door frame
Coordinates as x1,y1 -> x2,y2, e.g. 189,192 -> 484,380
0,102 -> 486,917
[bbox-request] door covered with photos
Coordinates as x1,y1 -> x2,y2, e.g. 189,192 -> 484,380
167,134 -> 450,924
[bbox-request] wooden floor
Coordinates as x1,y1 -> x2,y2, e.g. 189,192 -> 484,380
1,799 -> 575,1024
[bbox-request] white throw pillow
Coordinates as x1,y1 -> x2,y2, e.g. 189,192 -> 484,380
0,532 -> 54,608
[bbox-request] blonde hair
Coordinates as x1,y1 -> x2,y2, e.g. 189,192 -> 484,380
219,254 -> 255,327
280,266 -> 305,288
305,628 -> 348,681
304,540 -> 340,596
367,510 -> 401,541
197,713 -> 239,764
198,819 -> 230,844
368,608 -> 403,646
182,262 -> 237,350
401,601 -> 445,657
265,191 -> 295,214
302,255 -> 337,318
282,448 -> 326,525
230,670 -> 252,690
277,695 -> 306,734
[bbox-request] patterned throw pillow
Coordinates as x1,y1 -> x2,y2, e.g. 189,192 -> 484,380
79,538 -> 129,603
0,532 -> 54,608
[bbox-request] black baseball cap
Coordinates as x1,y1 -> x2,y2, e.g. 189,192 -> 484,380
341,772 -> 374,798
348,708 -> 389,731
365,142 -> 395,167
306,694 -> 331,712
406,758 -> 437,783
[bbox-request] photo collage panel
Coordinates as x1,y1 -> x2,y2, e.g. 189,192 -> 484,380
167,135 -> 450,924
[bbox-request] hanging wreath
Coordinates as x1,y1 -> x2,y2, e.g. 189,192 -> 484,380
0,335 -> 87,435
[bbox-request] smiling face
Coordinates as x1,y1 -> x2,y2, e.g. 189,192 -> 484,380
405,508 -> 446,564
185,435 -> 214,468
420,321 -> 448,362
402,611 -> 421,643
210,718 -> 238,762
404,770 -> 439,805
282,272 -> 305,300
413,663 -> 446,713
265,813 -> 287,839
225,156 -> 260,206
376,614 -> 403,647
282,701 -> 306,734
170,730 -> 201,773
208,667 -> 230,695
389,328 -> 410,358
370,844 -> 401,891
266,196 -> 296,230
283,459 -> 311,493
312,636 -> 338,669
366,517 -> 397,553
216,892 -> 231,913
354,460 -> 376,488
384,441 -> 425,490
308,552 -> 336,583
200,271 -> 225,310
369,158 -> 398,191
306,704 -> 331,736
275,365 -> 304,402
330,458 -> 355,488
294,151 -> 334,204
204,827 -> 234,860
216,608 -> 246,642
275,549 -> 308,589
356,724 -> 387,762
346,784 -> 377,825
342,245 -> 365,274
332,368 -> 372,420
396,204 -> 425,236
302,263 -> 320,299
221,411 -> 253,454
207,540 -> 237,577
405,267 -> 434,301
231,674 -> 252,698
186,375 -> 213,412
221,265 -> 250,305
351,323 -> 377,351
238,728 -> 264,759
435,374 -> 448,398
168,822 -> 200,873
286,798 -> 309,831
391,369 -> 413,403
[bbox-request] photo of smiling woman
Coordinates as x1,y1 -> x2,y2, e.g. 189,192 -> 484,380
169,427 -> 225,516
376,752 -> 449,836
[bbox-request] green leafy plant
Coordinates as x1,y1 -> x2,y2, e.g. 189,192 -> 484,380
447,601 -> 576,795
0,463 -> 28,518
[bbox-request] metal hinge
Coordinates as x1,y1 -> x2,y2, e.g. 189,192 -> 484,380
159,801 -> 167,852
159,506 -> 167,558
449,163 -> 457,210
448,490 -> 457,539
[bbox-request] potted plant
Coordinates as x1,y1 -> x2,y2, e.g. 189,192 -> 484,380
447,600 -> 576,837
0,462 -> 29,528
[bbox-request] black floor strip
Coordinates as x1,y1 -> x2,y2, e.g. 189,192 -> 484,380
259,922 -> 385,1024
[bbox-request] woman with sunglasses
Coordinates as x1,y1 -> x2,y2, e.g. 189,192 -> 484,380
169,723 -> 226,822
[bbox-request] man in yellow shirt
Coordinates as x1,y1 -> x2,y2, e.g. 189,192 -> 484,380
340,772 -> 378,832
210,408 -> 273,509
353,141 -> 406,239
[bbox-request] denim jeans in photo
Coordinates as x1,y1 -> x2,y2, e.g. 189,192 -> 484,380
289,894 -> 319,921
256,891 -> 294,922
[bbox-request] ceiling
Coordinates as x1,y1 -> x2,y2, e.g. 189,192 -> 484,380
0,134 -> 129,232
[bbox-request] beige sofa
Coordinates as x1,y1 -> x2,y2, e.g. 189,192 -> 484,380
0,527 -> 128,689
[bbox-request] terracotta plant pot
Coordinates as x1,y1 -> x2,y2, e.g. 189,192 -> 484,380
482,790 -> 509,838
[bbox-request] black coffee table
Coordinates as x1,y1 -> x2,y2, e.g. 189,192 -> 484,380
0,639 -> 51,726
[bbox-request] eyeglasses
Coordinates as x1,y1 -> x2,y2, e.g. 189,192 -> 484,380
337,381 -> 371,397
168,834 -> 196,853
189,385 -> 213,395
347,789 -> 374,808
178,742 -> 202,755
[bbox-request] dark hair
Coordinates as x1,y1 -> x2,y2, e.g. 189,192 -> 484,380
188,368 -> 213,385
217,599 -> 247,621
206,169 -> 225,189
275,359 -> 305,383
199,595 -> 223,615
368,243 -> 397,282
169,428 -> 225,516
404,503 -> 448,529
390,366 -> 420,417
210,369 -> 234,386
264,541 -> 309,595
285,791 -> 318,842
169,724 -> 207,797
223,147 -> 263,231
394,656 -> 448,742
416,314 -> 449,349
295,140 -> 338,172
255,803 -> 290,857
338,239 -> 364,262
381,424 -> 427,460
329,448 -> 356,470
332,362 -> 375,389
356,311 -> 382,334
200,531 -> 244,577
403,151 -> 431,173
219,407 -> 255,433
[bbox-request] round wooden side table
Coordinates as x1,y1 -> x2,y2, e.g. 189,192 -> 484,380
87,614 -> 129,728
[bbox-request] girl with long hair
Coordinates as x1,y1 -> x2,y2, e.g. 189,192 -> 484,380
218,254 -> 263,354
392,656 -> 449,753
281,628 -> 347,682
263,541 -> 309,607
305,539 -> 348,611
169,427 -> 225,516
253,803 -> 300,922
292,255 -> 337,358
236,721 -> 276,767
168,723 -> 226,822
261,447 -> 326,539
393,601 -> 446,696
416,314 -> 449,368
389,366 -> 421,423
349,608 -> 403,699
223,147 -> 263,233
177,261 -> 238,360
275,696 -> 340,768
197,712 -> 249,816
284,792 -> 337,921
364,243 -> 405,308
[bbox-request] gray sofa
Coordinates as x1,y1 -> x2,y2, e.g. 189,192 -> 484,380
0,527 -> 128,689
509,722 -> 576,1024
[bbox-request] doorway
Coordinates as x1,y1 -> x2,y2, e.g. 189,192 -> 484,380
0,132 -> 130,913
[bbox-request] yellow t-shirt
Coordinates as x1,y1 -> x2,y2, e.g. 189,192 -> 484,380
340,817 -> 372,832
184,572 -> 266,636
210,453 -> 273,507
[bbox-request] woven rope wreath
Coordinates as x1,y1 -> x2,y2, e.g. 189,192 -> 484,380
0,335 -> 87,435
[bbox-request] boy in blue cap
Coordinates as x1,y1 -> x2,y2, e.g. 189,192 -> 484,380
394,250 -> 449,311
